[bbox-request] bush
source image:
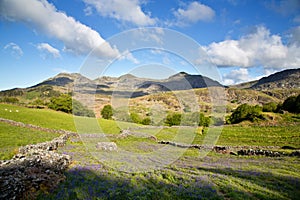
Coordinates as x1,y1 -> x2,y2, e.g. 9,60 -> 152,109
262,102 -> 278,112
48,94 -> 94,117
199,113 -> 210,127
48,94 -> 72,113
282,94 -> 300,113
229,104 -> 263,124
101,105 -> 113,119
165,113 -> 182,126
0,97 -> 19,104
141,117 -> 151,125
130,112 -> 141,124
73,100 -> 95,117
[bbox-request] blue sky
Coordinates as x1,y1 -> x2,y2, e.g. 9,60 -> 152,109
0,0 -> 300,90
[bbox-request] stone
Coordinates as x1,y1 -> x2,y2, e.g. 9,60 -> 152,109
96,142 -> 118,151
0,133 -> 73,200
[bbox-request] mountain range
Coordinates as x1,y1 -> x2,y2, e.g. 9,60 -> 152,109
1,68 -> 299,117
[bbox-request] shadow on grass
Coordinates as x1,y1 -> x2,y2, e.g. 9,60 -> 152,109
37,164 -> 300,199
38,166 -> 222,200
197,166 -> 300,200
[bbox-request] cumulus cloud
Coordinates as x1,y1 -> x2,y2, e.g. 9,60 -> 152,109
3,42 -> 23,58
84,6 -> 93,16
118,50 -> 140,64
173,1 -> 215,26
222,68 -> 250,85
83,0 -> 156,26
37,43 -> 60,58
204,26 -> 300,69
0,0 -> 119,58
268,0 -> 300,16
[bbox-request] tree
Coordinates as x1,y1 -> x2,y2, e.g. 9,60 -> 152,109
199,113 -> 210,127
282,94 -> 300,113
165,113 -> 182,126
130,112 -> 141,124
262,102 -> 278,112
48,94 -> 72,113
141,117 -> 151,125
73,100 -> 95,117
48,94 -> 94,117
229,104 -> 263,124
101,105 -> 113,119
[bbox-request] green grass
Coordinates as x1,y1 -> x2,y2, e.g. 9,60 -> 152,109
38,146 -> 300,200
0,103 -> 76,131
0,103 -> 140,134
0,121 -> 60,160
1,103 -> 300,199
218,125 -> 300,147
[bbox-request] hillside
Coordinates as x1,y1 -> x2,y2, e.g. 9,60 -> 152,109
233,68 -> 300,90
1,69 -> 300,118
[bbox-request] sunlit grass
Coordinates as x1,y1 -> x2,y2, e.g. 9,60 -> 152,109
0,121 -> 60,160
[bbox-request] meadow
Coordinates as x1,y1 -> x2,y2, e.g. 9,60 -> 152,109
0,103 -> 299,199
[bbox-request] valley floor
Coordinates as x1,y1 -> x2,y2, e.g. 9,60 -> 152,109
0,104 -> 299,199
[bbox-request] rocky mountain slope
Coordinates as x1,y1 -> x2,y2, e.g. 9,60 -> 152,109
1,68 -> 300,116
233,68 -> 300,90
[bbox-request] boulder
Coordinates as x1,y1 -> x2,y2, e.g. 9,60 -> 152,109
96,142 -> 118,151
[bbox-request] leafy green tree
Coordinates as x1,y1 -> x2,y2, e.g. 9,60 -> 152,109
141,117 -> 151,125
73,100 -> 95,117
282,94 -> 300,113
199,113 -> 210,127
0,97 -> 19,104
130,112 -> 142,124
48,94 -> 72,113
101,105 -> 113,119
165,113 -> 182,126
262,102 -> 278,112
229,104 -> 263,124
48,94 -> 94,117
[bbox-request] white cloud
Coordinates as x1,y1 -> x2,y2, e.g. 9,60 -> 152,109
119,50 -> 140,64
0,0 -> 119,58
288,26 -> 300,46
294,15 -> 300,23
173,1 -> 215,26
3,42 -> 23,58
268,0 -> 300,16
205,26 -> 300,69
37,43 -> 60,58
222,68 -> 250,85
83,0 -> 156,26
84,6 -> 93,16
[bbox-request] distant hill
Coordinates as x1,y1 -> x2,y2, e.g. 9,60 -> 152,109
1,68 -> 300,117
233,68 -> 300,90
250,68 -> 300,90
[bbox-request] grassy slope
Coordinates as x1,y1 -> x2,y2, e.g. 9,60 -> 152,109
1,104 -> 299,199
0,122 -> 60,159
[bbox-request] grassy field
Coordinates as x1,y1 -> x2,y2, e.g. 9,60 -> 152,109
1,103 -> 300,199
38,138 -> 300,200
0,121 -> 60,159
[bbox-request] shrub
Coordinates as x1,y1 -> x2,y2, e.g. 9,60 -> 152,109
282,94 -> 300,113
0,97 -> 19,104
141,117 -> 151,125
199,113 -> 210,127
262,102 -> 278,112
48,94 -> 94,117
165,113 -> 182,126
229,104 -> 263,124
48,94 -> 72,113
101,105 -> 113,119
130,112 -> 141,124
73,100 -> 95,117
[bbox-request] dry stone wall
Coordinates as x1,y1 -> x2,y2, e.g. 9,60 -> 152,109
0,129 -> 78,200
